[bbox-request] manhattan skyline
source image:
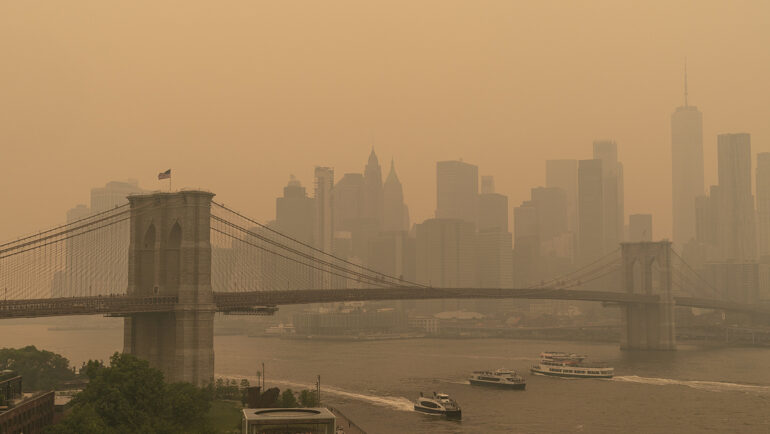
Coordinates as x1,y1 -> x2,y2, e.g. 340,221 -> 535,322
2,1 -> 769,244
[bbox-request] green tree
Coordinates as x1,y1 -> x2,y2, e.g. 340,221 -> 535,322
239,379 -> 251,405
166,382 -> 212,428
298,389 -> 319,407
0,346 -> 77,391
48,403 -> 110,434
47,352 -> 213,434
215,378 -> 225,399
278,389 -> 298,408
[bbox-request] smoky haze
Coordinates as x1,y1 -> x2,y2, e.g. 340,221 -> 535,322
1,0 -> 769,241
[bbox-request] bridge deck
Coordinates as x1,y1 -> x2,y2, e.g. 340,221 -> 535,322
213,287 -> 661,308
2,290 -> 769,319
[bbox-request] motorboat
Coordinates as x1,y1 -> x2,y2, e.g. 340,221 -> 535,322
413,392 -> 462,419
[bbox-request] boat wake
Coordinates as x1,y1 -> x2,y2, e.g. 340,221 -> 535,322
218,374 -> 414,412
611,375 -> 770,395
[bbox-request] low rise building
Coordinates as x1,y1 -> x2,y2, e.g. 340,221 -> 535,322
0,371 -> 55,434
242,408 -> 336,434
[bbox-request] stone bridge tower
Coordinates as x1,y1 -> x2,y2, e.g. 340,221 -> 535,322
620,241 -> 676,350
123,191 -> 215,386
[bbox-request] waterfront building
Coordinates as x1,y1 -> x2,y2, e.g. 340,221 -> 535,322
435,160 -> 478,226
293,308 -> 408,336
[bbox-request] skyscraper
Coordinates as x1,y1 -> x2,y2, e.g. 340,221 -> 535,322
757,153 -> 770,262
332,173 -> 365,233
363,149 -> 383,226
436,160 -> 478,226
671,68 -> 704,249
314,167 -> 334,254
513,202 -> 539,286
593,140 -> 624,252
628,214 -> 653,242
383,159 -> 409,232
415,218 -> 477,288
546,160 -> 578,234
476,176 -> 512,290
481,175 -> 495,195
477,229 -> 513,289
270,176 -> 317,291
276,175 -> 315,244
478,177 -> 508,232
578,159 -> 604,263
54,180 -> 147,298
90,180 -> 145,213
693,186 -> 721,261
531,187 -> 568,244
717,133 -> 756,261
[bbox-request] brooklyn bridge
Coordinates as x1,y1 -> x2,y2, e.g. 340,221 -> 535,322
1,190 -> 767,386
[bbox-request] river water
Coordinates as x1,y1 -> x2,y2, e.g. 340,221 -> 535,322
2,318 -> 769,433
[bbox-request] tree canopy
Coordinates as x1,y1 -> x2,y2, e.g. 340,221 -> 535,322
0,346 -> 77,391
47,352 -> 213,434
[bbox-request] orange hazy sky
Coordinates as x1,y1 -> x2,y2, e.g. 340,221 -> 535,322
1,0 -> 769,241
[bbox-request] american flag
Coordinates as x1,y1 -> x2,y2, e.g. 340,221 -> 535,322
158,169 -> 171,180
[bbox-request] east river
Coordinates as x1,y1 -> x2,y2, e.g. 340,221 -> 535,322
3,318 -> 770,433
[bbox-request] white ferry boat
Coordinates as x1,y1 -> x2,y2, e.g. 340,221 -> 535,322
530,351 -> 614,379
469,368 -> 526,390
413,392 -> 462,420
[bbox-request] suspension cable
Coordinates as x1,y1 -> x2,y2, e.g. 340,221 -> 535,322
211,201 -> 427,288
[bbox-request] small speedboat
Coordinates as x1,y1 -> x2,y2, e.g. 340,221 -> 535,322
414,392 -> 462,420
469,368 -> 526,390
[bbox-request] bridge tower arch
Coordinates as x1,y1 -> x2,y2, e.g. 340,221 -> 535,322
123,191 -> 216,386
620,241 -> 676,350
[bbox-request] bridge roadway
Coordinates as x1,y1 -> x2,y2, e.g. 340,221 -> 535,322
2,288 -> 769,319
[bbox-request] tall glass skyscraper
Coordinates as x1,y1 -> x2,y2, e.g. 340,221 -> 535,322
671,70 -> 704,249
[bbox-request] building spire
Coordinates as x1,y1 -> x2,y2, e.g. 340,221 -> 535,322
684,57 -> 688,107
386,158 -> 400,184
